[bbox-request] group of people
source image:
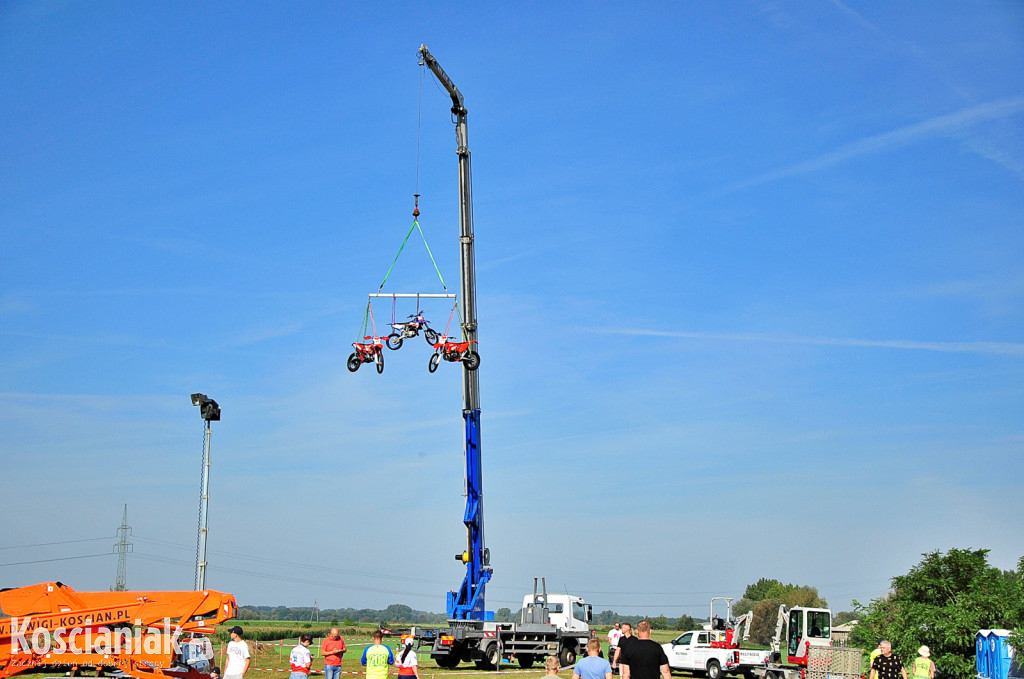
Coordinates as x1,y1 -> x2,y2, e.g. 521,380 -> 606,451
220,626 -> 417,679
566,620 -> 671,679
869,641 -> 936,679
225,622 -> 933,679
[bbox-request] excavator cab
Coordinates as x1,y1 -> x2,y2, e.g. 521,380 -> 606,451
785,607 -> 832,665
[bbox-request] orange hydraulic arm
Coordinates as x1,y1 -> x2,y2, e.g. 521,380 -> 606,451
0,582 -> 237,679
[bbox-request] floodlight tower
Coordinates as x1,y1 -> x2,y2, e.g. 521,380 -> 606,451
191,392 -> 221,591
112,504 -> 132,591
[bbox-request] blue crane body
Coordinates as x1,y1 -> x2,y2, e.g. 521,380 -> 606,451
417,44 -> 492,623
403,46 -> 592,671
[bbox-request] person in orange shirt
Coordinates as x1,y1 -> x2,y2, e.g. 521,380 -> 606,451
321,628 -> 347,679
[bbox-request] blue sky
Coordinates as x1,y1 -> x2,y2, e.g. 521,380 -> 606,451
1,1 -> 1022,618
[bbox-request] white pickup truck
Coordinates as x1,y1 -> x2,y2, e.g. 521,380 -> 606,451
662,630 -> 770,679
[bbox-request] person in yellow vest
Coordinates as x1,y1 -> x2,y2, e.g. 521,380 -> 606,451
911,647 -> 935,679
869,642 -> 883,671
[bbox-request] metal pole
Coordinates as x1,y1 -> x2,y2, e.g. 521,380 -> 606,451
196,420 -> 212,590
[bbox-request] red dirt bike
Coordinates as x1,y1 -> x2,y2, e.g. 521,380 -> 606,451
428,336 -> 480,372
386,311 -> 439,350
347,336 -> 385,374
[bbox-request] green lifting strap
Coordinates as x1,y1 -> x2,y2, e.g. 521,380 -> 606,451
377,219 -> 451,294
376,220 -> 419,292
414,219 -> 450,293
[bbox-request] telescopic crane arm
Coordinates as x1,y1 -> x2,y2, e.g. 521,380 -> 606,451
418,44 -> 490,621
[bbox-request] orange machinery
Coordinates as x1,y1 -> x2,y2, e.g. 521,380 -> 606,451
0,582 -> 237,679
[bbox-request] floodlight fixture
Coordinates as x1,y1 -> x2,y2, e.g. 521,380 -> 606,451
190,393 -> 221,422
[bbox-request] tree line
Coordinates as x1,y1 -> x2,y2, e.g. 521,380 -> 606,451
236,602 -> 701,631
238,548 -> 1022,679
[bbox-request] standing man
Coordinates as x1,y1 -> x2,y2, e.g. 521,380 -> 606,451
613,623 -> 635,674
223,626 -> 251,679
290,634 -> 314,679
575,639 -> 613,679
607,624 -> 623,673
362,630 -> 395,679
618,621 -> 670,679
911,647 -> 935,679
870,641 -> 908,679
321,628 -> 347,679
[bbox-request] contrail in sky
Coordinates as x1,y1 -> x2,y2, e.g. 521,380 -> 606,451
602,328 -> 1024,356
728,94 -> 1024,191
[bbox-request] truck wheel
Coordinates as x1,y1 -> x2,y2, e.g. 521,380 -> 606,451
483,642 -> 501,670
432,654 -> 459,669
707,660 -> 723,679
518,655 -> 536,669
559,646 -> 577,668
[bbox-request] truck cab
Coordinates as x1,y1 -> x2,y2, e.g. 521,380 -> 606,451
520,592 -> 592,633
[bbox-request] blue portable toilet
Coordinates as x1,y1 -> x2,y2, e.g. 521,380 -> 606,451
977,630 -> 1014,679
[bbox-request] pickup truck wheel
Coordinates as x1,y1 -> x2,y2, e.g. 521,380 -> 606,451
559,646 -> 577,668
518,655 -> 536,670
707,660 -> 723,679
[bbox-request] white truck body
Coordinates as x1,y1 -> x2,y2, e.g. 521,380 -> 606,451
521,592 -> 591,634
663,630 -> 770,679
403,587 -> 593,670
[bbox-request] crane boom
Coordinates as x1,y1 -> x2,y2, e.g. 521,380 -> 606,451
418,44 -> 490,621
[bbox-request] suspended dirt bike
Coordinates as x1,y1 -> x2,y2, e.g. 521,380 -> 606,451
386,310 -> 439,350
428,336 -> 480,372
347,336 -> 385,374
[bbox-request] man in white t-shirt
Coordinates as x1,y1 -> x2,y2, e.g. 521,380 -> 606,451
607,623 -> 623,673
224,626 -> 251,679
290,634 -> 313,679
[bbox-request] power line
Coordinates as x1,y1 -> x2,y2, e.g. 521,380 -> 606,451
0,553 -> 111,567
0,536 -> 111,551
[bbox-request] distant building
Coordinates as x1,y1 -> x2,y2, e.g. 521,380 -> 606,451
832,621 -> 858,646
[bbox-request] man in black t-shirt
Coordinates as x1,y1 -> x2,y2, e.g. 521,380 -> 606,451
613,622 -> 635,673
870,641 -> 908,679
618,621 -> 670,679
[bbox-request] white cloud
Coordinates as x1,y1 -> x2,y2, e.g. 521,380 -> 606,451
727,95 -> 1024,192
598,327 -> 1024,357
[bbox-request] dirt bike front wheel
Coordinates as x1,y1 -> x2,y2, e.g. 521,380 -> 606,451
428,352 -> 441,373
462,350 -> 481,371
424,328 -> 439,345
386,333 -> 403,350
375,350 -> 384,374
346,354 -> 361,372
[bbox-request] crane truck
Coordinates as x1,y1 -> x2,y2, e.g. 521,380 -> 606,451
0,581 -> 236,679
380,45 -> 593,670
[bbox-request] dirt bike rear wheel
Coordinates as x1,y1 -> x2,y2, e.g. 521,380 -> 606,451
346,354 -> 360,372
386,333 -> 403,350
462,350 -> 480,371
